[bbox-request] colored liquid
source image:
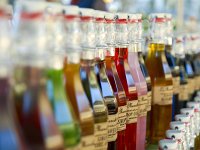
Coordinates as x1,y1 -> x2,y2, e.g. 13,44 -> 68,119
80,59 -> 108,150
105,55 -> 127,150
95,59 -> 118,149
138,51 -> 152,147
13,66 -> 63,149
63,59 -> 95,150
115,47 -> 138,150
145,43 -> 173,143
165,44 -> 180,120
0,77 -> 27,150
128,50 -> 148,150
47,68 -> 81,148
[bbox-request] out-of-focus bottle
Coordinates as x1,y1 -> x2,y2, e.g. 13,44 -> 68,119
158,139 -> 178,150
104,12 -> 127,150
0,4 -> 28,150
170,121 -> 188,150
79,8 -> 108,150
166,130 -> 184,150
145,13 -> 173,143
12,1 -> 64,149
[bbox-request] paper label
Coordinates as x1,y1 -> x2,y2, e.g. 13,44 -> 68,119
138,95 -> 148,117
188,78 -> 195,94
117,105 -> 127,131
107,114 -> 118,142
94,122 -> 108,149
153,85 -> 173,105
172,77 -> 180,94
179,84 -> 189,101
147,91 -> 152,111
126,100 -> 138,124
81,135 -> 95,150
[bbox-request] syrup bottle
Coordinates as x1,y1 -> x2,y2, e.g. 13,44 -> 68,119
62,6 -> 95,150
115,13 -> 138,150
145,13 -> 173,143
0,5 -> 27,150
164,14 -> 180,120
173,35 -> 189,114
94,11 -> 118,150
45,4 -> 81,148
104,12 -> 127,150
127,13 -> 148,150
12,1 -> 64,149
184,34 -> 195,100
80,8 -> 108,150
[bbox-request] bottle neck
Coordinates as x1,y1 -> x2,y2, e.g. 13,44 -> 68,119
105,20 -> 116,46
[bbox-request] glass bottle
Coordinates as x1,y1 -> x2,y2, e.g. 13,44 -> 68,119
0,5 -> 27,150
80,8 -> 108,150
158,139 -> 178,150
62,6 -> 95,150
145,13 -> 173,143
115,13 -> 138,150
184,34 -> 195,100
164,14 -> 180,120
104,12 -> 127,150
127,13 -> 148,150
94,11 -> 118,150
12,1 -> 64,149
45,4 -> 81,148
173,35 -> 189,114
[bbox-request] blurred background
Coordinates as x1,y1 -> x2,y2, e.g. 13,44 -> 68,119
5,0 -> 200,32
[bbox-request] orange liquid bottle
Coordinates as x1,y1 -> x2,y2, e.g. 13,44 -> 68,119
145,14 -> 173,144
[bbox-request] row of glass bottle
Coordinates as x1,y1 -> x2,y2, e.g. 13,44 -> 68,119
1,1 -> 200,150
158,96 -> 200,150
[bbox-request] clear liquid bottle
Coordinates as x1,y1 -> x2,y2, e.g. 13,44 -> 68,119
172,35 -> 189,114
45,4 -> 81,148
104,12 -> 127,150
127,13 -> 148,150
12,1 -> 64,149
145,13 -> 173,143
80,8 -> 108,150
115,13 -> 138,150
164,14 -> 180,120
0,4 -> 27,150
94,11 -> 118,150
158,139 -> 178,150
62,6 -> 95,150
166,130 -> 184,150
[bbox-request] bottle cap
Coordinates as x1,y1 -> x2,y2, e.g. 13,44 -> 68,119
95,10 -> 105,19
128,13 -> 137,20
104,12 -> 115,20
166,130 -> 183,140
159,139 -> 178,150
63,5 -> 79,16
135,13 -> 142,20
149,13 -> 166,22
45,2 -> 63,14
79,8 -> 94,17
180,108 -> 194,116
175,114 -> 190,123
170,121 -> 185,131
116,12 -> 128,19
187,102 -> 200,111
164,13 -> 172,20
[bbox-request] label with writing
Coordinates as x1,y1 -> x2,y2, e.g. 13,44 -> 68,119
147,91 -> 152,111
107,114 -> 118,142
172,77 -> 180,94
94,122 -> 108,150
126,100 -> 138,124
117,105 -> 127,131
81,135 -> 95,150
179,84 -> 189,101
138,95 -> 148,117
153,85 -> 173,105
